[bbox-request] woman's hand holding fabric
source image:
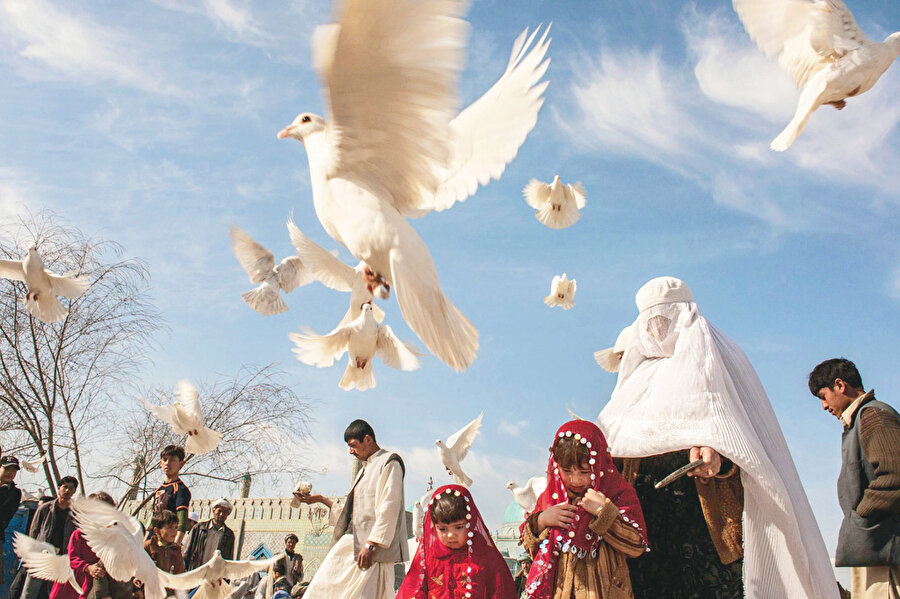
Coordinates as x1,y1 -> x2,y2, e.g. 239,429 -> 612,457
537,503 -> 578,531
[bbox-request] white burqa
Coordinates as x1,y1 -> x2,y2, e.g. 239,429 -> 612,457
597,277 -> 838,599
304,449 -> 405,599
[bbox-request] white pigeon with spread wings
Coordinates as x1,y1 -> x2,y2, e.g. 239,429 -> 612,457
435,413 -> 483,487
544,273 -> 576,310
142,380 -> 222,455
229,225 -> 314,316
0,248 -> 90,323
733,0 -> 900,151
72,496 -> 169,599
290,303 -> 421,391
13,532 -> 83,594
524,176 -> 586,229
412,487 -> 434,539
163,551 -> 282,599
286,217 -> 386,326
20,453 -> 48,473
278,0 -> 551,372
594,324 -> 634,373
506,476 -> 548,513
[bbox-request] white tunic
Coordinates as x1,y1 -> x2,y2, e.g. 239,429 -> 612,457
305,450 -> 405,599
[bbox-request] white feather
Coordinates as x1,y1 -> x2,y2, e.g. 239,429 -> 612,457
543,273 -> 576,310
436,413 -> 483,487
13,532 -> 83,594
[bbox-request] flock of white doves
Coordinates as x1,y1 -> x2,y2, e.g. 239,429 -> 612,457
1,0 -> 899,592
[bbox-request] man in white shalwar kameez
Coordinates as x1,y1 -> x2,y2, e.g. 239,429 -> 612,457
298,419 -> 408,599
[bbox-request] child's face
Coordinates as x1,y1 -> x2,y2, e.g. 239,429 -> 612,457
157,522 -> 178,544
160,455 -> 184,479
435,518 -> 468,550
559,461 -> 593,498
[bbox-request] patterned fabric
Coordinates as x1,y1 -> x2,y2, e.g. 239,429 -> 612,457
397,485 -> 516,599
627,453 -> 742,599
522,420 -> 646,599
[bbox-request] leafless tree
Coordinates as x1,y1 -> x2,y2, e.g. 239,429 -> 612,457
0,212 -> 160,494
100,363 -> 314,509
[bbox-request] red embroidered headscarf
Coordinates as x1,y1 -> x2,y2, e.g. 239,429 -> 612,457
522,420 -> 646,599
397,484 -> 516,599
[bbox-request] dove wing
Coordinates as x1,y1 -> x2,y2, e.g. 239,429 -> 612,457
286,218 -> 354,292
523,179 -> 551,210
21,453 -> 48,473
229,226 -> 275,284
72,497 -> 146,583
375,325 -> 422,371
0,259 -> 25,282
221,554 -> 283,580
13,533 -> 82,592
568,182 -> 587,210
445,412 -> 483,460
429,26 -> 551,212
732,0 -> 865,88
161,562 -> 216,589
275,256 -> 314,294
289,325 -> 352,368
317,0 -> 470,217
142,399 -> 181,431
46,272 -> 90,300
174,379 -> 203,427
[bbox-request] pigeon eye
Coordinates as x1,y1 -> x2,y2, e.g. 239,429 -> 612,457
301,115 -> 311,123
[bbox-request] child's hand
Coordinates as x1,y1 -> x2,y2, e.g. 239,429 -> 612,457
537,502 -> 579,531
580,489 -> 609,516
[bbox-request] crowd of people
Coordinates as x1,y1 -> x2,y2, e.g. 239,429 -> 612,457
2,275 -> 898,599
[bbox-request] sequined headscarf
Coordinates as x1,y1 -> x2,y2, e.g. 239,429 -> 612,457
398,484 -> 516,599
522,420 -> 646,599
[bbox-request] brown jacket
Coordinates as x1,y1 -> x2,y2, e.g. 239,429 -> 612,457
522,500 -> 646,599
144,533 -> 186,575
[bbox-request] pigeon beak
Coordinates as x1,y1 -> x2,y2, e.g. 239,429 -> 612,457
277,126 -> 294,140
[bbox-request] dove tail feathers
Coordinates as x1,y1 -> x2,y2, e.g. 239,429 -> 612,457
390,249 -> 479,372
544,294 -> 575,310
452,470 -> 473,488
771,76 -> 827,152
23,294 -> 67,323
534,203 -> 581,230
340,360 -> 376,391
242,285 -> 288,316
185,427 -> 223,455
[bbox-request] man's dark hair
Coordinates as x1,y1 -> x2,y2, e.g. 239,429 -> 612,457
808,358 -> 864,396
273,559 -> 287,577
150,509 -> 178,530
161,445 -> 186,461
344,419 -> 376,443
552,436 -> 592,470
58,476 -> 79,489
89,491 -> 114,506
429,491 -> 467,524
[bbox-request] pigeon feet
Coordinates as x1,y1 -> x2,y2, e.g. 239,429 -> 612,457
363,265 -> 391,299
827,99 -> 847,110
355,358 -> 368,368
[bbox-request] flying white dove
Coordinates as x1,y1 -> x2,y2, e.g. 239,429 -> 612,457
0,247 -> 90,323
543,273 -> 576,310
20,453 -> 48,473
411,487 -> 435,540
142,380 -> 223,455
523,176 -> 586,229
13,532 -> 83,594
277,0 -> 551,372
506,476 -> 548,513
163,550 -> 283,599
733,0 -> 900,151
72,496 -> 170,599
290,303 -> 421,391
229,225 -> 315,316
435,412 -> 483,487
286,217 -> 386,326
594,324 -> 634,373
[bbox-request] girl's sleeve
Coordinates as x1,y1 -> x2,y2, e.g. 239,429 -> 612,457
520,512 -> 549,558
588,501 -> 646,558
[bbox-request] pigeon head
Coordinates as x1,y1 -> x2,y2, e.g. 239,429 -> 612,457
434,439 -> 444,448
887,32 -> 900,55
506,481 -> 516,490
277,113 -> 326,141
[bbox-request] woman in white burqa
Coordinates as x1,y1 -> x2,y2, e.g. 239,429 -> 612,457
597,277 -> 839,599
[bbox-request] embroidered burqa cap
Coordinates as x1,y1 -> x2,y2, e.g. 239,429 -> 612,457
597,277 -> 839,599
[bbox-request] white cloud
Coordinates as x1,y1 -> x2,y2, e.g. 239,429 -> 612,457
0,0 -> 176,94
0,179 -> 32,222
498,419 -> 528,437
888,265 -> 900,301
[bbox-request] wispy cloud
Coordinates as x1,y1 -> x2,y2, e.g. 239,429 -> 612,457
498,419 -> 528,437
0,0 -> 177,95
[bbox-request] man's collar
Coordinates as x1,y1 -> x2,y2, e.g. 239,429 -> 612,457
362,448 -> 386,465
841,390 -> 874,429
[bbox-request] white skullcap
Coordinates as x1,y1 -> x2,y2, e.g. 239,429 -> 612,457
635,276 -> 693,312
593,325 -> 634,373
212,498 -> 233,511
188,511 -> 200,522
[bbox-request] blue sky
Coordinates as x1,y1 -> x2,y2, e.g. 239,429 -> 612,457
1,0 -> 898,577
